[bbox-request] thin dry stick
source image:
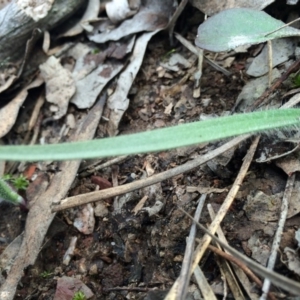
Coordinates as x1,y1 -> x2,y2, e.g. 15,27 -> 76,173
165,136 -> 260,300
267,40 -> 272,88
193,14 -> 206,99
28,93 -> 45,131
281,93 -> 300,108
193,266 -> 217,300
264,17 -> 300,36
167,0 -> 188,45
104,287 -> 151,292
260,173 -> 295,300
207,245 -> 277,300
208,204 -> 260,300
193,37 -> 204,98
216,254 -> 229,299
17,113 -> 43,172
52,135 -> 249,211
178,208 -> 300,296
175,194 -> 207,300
248,58 -> 300,111
79,155 -> 129,178
175,33 -> 231,76
207,206 -> 245,300
190,135 -> 260,272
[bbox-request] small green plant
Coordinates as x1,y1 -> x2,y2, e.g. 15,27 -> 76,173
291,72 -> 300,87
161,48 -> 176,60
10,175 -> 29,190
2,174 -> 29,190
72,291 -> 86,300
92,48 -> 100,54
1,174 -> 13,181
40,270 -> 53,278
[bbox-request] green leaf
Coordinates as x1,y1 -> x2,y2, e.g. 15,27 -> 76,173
195,8 -> 300,52
0,109 -> 300,161
11,175 -> 29,191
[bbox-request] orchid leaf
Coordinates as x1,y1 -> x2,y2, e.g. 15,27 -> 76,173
0,109 -> 300,161
196,8 -> 300,52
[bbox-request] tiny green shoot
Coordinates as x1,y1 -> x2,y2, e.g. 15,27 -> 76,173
72,291 -> 86,300
161,48 -> 176,60
2,174 -> 29,190
2,174 -> 13,181
291,72 -> 300,87
40,270 -> 53,278
92,48 -> 100,54
10,175 -> 29,191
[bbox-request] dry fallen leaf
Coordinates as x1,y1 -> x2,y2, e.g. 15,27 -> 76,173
40,56 -> 76,119
106,0 -> 140,23
190,0 -> 274,16
71,61 -> 123,109
89,0 -> 175,43
0,76 -> 44,138
106,31 -> 157,136
62,0 -> 100,36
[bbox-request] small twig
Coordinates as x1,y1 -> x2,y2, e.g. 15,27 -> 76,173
264,17 -> 300,37
178,208 -> 300,295
191,136 -> 260,272
167,0 -> 188,45
267,40 -> 273,88
208,204 -> 264,299
281,92 -> 300,108
216,254 -> 229,299
103,286 -> 151,292
175,33 -> 231,76
175,194 -> 207,300
248,58 -> 300,111
260,173 -> 295,300
166,136 -> 259,299
193,266 -> 217,300
52,135 -> 249,212
79,155 -> 129,178
207,245 -> 277,300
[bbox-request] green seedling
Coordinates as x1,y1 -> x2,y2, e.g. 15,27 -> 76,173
72,291 -> 86,300
2,174 -> 13,181
2,174 -> 29,190
10,175 -> 29,191
40,270 -> 53,278
291,72 -> 300,87
91,48 -> 100,54
161,48 -> 176,60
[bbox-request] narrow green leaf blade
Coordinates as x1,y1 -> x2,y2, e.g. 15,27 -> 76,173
196,8 -> 300,52
1,109 -> 300,161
